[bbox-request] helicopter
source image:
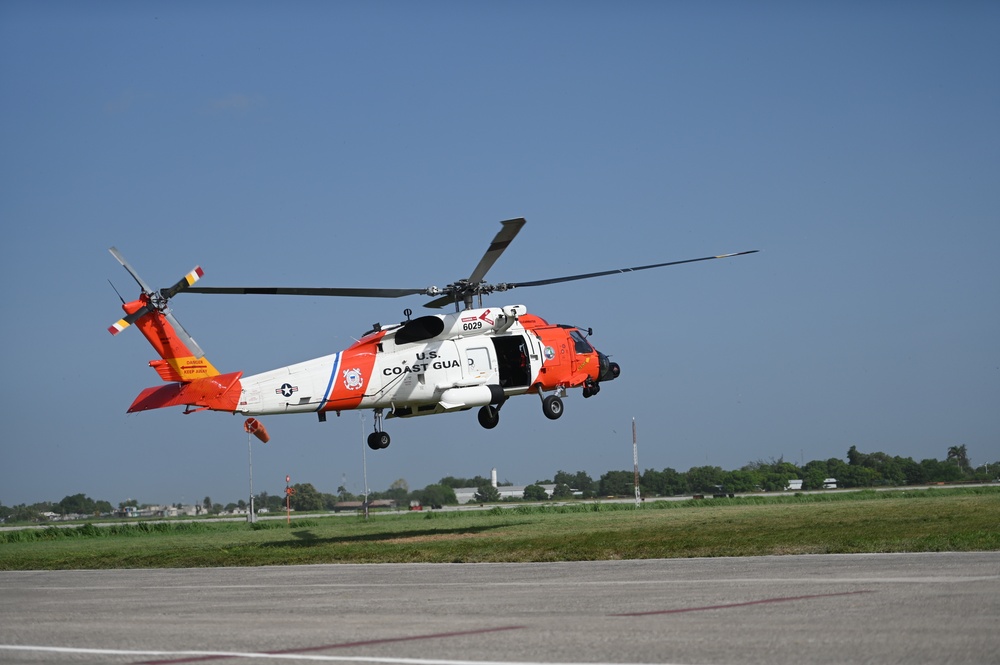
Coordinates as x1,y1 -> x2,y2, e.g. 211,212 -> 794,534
108,218 -> 757,450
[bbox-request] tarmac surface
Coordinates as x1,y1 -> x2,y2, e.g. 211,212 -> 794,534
1,552 -> 998,664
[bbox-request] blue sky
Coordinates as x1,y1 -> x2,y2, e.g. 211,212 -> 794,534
2,2 -> 998,507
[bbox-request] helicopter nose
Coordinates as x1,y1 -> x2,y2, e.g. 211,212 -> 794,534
598,352 -> 620,382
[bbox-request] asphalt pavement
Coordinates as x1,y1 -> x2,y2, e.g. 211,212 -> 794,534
1,552 -> 998,664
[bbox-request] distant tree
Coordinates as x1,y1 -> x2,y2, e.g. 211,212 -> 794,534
4,504 -> 42,523
685,466 -> 726,493
321,492 -> 339,511
839,465 -> 878,488
57,494 -> 96,516
919,458 -> 965,483
554,470 -> 596,497
599,470 -> 635,496
384,478 -> 410,504
947,445 -> 971,472
641,468 -> 686,496
203,496 -> 212,511
897,457 -> 926,485
438,475 -> 492,489
474,484 -> 501,503
336,485 -> 360,502
551,483 -> 574,499
417,484 -> 457,508
261,493 -> 284,512
721,469 -> 758,493
801,461 -> 829,490
523,484 -> 548,501
120,499 -> 139,509
290,483 -> 324,512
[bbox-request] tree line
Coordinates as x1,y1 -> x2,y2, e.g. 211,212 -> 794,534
3,445 -> 995,522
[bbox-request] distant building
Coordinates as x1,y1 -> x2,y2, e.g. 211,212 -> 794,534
823,478 -> 838,489
454,484 -> 556,504
785,479 -> 803,491
333,499 -> 396,513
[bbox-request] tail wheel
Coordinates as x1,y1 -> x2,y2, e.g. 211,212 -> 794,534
542,395 -> 564,420
478,404 -> 500,429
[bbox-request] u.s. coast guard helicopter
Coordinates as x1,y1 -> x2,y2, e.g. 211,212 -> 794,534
109,218 -> 756,449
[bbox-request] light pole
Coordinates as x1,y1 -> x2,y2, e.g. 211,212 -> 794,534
247,428 -> 256,523
243,418 -> 270,524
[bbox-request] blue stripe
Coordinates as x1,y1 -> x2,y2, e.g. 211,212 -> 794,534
317,352 -> 341,412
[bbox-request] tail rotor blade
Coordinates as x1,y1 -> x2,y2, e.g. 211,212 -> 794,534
108,247 -> 154,294
108,307 -> 151,335
165,310 -> 206,358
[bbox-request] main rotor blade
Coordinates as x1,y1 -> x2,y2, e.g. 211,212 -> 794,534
467,218 -> 526,285
507,250 -> 760,289
186,286 -> 429,298
424,293 -> 459,309
160,266 -> 205,300
108,246 -> 154,294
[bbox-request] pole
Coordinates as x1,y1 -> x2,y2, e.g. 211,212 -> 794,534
632,418 -> 641,508
247,431 -> 256,524
361,413 -> 370,520
285,475 -> 292,525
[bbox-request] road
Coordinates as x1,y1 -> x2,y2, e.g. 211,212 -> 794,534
1,552 -> 998,664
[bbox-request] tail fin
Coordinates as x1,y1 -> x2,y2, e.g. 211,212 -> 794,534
121,297 -> 222,382
109,248 -> 242,413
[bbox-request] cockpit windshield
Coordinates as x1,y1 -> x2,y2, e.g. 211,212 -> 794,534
569,329 -> 593,354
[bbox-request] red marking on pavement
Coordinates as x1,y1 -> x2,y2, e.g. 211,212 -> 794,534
612,590 -> 873,616
135,625 -> 526,664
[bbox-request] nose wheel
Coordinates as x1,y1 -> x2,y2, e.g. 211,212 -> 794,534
542,394 -> 564,420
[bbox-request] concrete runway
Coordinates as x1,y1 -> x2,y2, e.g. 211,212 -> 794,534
1,552 -> 997,664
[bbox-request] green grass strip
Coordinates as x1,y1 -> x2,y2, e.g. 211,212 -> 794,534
1,487 -> 997,569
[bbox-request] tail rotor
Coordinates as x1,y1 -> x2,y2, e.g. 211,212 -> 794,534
107,247 -> 206,357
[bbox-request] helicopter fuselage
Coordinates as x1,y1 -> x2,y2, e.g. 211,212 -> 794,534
232,305 -> 617,419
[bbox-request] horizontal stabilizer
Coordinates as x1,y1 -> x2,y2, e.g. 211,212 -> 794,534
127,371 -> 243,413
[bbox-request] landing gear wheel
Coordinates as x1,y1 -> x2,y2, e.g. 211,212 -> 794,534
478,404 -> 500,429
542,394 -> 564,420
367,431 -> 390,450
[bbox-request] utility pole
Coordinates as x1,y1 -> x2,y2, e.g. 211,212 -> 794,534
633,418 -> 641,507
247,427 -> 256,523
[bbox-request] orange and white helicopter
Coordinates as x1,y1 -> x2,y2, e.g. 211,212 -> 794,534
109,218 -> 756,450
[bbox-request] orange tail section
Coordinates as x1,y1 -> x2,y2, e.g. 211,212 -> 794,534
128,371 -> 243,413
120,297 -> 242,413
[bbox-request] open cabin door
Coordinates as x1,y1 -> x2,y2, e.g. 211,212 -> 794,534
492,334 -> 531,389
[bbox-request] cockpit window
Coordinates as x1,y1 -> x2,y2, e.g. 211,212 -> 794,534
570,330 -> 593,354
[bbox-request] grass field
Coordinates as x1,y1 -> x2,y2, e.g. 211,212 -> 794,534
1,487 -> 997,570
